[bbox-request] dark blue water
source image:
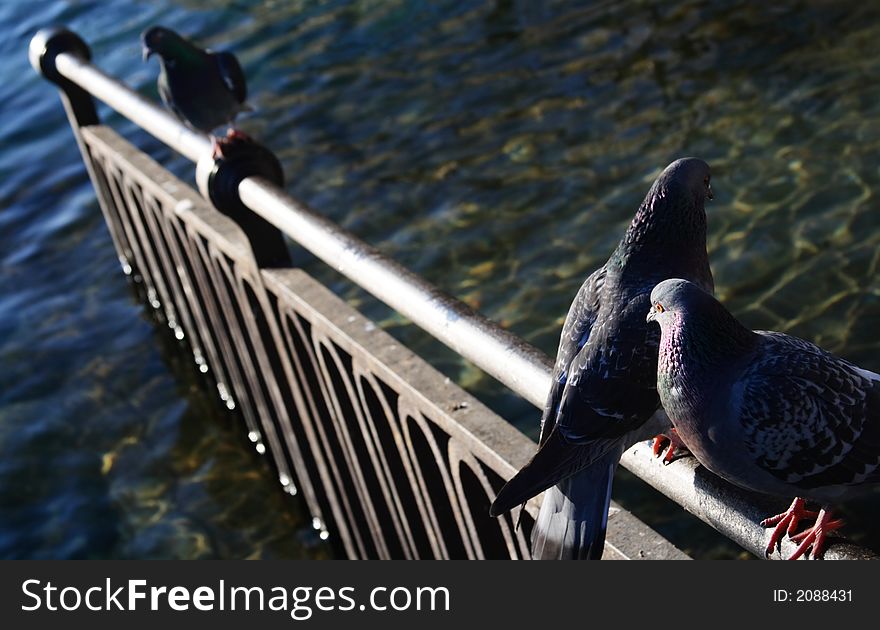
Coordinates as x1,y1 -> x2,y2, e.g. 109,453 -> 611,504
3,0 -> 880,559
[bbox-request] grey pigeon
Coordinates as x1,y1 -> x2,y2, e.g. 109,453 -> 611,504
142,26 -> 249,155
490,158 -> 715,559
648,278 -> 880,559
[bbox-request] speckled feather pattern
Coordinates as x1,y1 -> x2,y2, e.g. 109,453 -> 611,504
740,332 -> 880,491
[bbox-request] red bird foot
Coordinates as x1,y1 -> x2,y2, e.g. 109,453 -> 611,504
760,498 -> 844,559
761,498 -> 817,558
210,128 -> 255,159
651,427 -> 689,465
787,508 -> 844,560
224,127 -> 253,142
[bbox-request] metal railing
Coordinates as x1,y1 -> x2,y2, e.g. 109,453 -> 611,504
31,27 -> 877,560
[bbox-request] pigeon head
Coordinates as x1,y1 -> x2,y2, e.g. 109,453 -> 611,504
614,158 -> 714,286
655,157 -> 713,203
647,278 -> 758,369
646,278 -> 713,327
141,26 -> 193,62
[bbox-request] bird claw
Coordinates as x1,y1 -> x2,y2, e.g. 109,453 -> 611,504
651,428 -> 689,465
225,127 -> 252,142
210,129 -> 255,160
761,497 -> 815,558
786,510 -> 844,560
760,498 -> 842,559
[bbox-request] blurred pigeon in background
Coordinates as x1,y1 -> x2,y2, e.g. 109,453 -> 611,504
490,158 -> 715,559
648,278 -> 880,559
141,26 -> 249,157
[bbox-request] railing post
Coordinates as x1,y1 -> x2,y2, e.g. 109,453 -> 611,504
196,140 -> 292,268
30,27 -> 137,273
29,27 -> 99,130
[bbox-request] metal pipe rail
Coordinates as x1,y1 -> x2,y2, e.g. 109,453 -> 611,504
55,51 -> 213,162
31,28 -> 878,559
36,39 -> 553,409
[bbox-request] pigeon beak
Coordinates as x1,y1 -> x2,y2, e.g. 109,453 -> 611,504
707,183 -> 714,200
142,46 -> 154,62
646,309 -> 656,324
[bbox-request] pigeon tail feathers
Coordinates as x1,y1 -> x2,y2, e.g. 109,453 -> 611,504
489,428 -> 617,517
530,446 -> 622,560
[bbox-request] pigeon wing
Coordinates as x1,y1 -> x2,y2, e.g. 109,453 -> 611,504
489,425 -> 622,516
553,289 -> 660,443
157,69 -> 191,127
538,265 -> 606,446
213,51 -> 247,104
490,291 -> 659,514
740,332 -> 880,489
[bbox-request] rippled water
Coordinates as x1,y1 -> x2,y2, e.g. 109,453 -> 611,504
3,0 -> 880,558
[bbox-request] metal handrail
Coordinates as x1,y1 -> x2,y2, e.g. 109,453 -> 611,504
236,177 -> 553,406
50,48 -> 554,409
34,31 -> 878,560
55,52 -> 212,162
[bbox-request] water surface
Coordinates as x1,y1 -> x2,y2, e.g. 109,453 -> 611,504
2,0 -> 880,558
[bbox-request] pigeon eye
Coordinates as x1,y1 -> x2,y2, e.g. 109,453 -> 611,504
655,303 -> 665,313
703,176 -> 710,187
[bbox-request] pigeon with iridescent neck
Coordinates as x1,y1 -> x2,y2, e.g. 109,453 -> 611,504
141,26 -> 250,157
489,158 -> 715,559
648,278 -> 880,560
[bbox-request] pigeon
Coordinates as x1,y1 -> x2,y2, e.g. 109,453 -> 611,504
647,278 -> 880,560
489,158 -> 715,559
141,26 -> 250,156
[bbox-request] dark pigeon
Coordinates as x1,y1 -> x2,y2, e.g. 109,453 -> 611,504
141,26 -> 249,154
648,278 -> 880,559
490,158 -> 715,559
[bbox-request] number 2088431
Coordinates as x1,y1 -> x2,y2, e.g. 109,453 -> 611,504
773,589 -> 852,603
